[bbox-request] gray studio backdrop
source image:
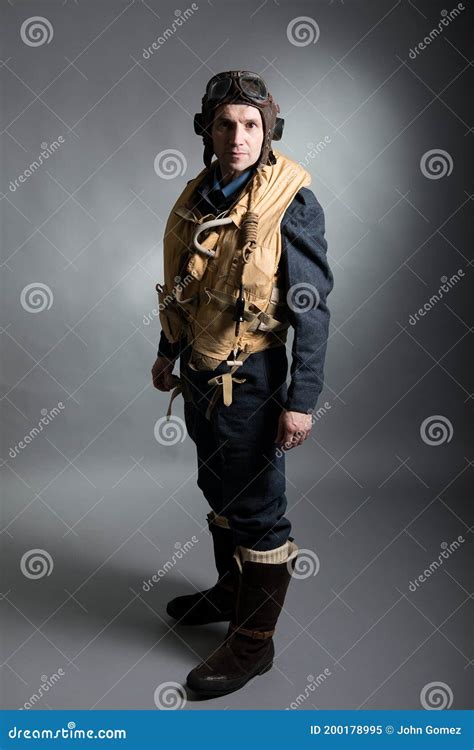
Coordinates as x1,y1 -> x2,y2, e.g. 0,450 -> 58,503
1,0 -> 472,711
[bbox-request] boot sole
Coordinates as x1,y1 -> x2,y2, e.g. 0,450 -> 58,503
186,660 -> 273,698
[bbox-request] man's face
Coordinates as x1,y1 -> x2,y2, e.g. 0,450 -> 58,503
211,103 -> 264,177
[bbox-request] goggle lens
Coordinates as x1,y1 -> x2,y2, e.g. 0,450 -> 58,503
206,73 -> 268,104
207,77 -> 232,101
240,74 -> 267,101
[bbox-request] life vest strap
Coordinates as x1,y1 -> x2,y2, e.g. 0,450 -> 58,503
204,287 -> 288,332
165,379 -> 183,419
206,372 -> 247,408
204,349 -> 252,419
163,345 -> 258,421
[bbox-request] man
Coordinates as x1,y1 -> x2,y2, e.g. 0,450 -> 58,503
151,71 -> 334,697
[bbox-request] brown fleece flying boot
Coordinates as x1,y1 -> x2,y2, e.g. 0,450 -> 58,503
166,511 -> 235,625
186,539 -> 298,696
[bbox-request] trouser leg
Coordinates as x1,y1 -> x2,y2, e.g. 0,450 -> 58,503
183,397 -> 224,516
182,346 -> 291,551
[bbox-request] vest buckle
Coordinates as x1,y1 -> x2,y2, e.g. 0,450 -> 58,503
226,346 -> 243,366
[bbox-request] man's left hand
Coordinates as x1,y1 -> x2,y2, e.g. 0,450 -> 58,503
275,410 -> 313,450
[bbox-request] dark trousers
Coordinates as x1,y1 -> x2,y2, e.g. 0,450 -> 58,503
180,345 -> 292,551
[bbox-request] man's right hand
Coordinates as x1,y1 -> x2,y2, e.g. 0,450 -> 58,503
151,356 -> 177,392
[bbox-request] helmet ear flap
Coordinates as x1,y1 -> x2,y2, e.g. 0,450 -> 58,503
195,111 -> 214,140
194,112 -> 204,136
272,117 -> 284,141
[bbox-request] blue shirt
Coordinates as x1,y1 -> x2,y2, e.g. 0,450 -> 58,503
194,161 -> 256,215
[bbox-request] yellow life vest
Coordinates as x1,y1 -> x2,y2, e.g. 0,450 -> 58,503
157,149 -> 311,374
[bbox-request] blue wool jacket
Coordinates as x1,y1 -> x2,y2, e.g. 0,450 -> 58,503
157,163 -> 334,414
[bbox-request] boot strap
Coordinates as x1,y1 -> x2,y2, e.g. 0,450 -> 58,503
228,623 -> 274,640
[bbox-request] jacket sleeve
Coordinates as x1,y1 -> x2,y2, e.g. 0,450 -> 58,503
280,187 -> 334,414
157,329 -> 181,361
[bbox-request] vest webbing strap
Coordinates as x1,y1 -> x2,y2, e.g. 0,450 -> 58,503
166,381 -> 183,419
204,350 -> 252,420
207,372 -> 246,408
164,351 -> 252,420
205,288 -> 288,333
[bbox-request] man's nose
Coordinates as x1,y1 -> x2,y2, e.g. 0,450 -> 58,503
229,124 -> 245,144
